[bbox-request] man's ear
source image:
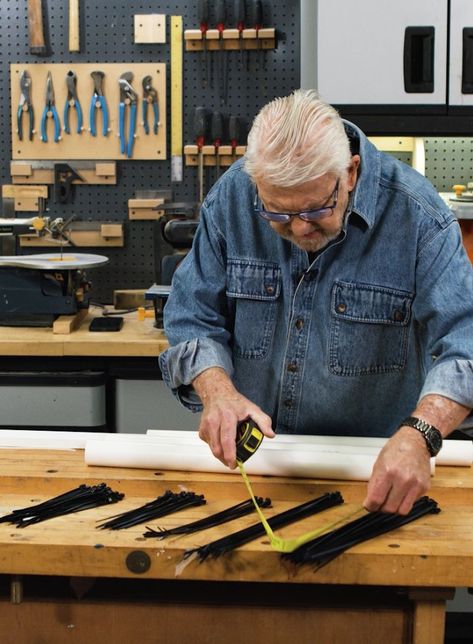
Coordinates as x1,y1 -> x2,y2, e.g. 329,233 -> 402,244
347,155 -> 361,191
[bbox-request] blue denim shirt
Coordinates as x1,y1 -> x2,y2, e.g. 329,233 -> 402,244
159,122 -> 473,438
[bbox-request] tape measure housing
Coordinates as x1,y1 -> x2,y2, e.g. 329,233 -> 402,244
236,419 -> 263,462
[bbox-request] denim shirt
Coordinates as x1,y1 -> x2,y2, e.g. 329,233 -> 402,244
159,121 -> 473,438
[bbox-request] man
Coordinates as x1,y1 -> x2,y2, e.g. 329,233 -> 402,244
159,89 -> 473,515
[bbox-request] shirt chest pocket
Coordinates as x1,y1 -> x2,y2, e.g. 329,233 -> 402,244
226,259 -> 281,359
329,280 -> 414,376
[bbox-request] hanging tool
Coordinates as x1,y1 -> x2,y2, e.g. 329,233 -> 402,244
234,0 -> 246,69
69,0 -> 80,52
17,71 -> 34,142
229,115 -> 240,165
198,0 -> 210,87
215,0 -> 227,105
142,76 -> 159,135
211,110 -> 223,181
27,0 -> 47,55
171,15 -> 183,182
89,71 -> 109,137
40,72 -> 61,143
119,72 -> 138,158
63,71 -> 83,135
250,0 -> 263,69
236,419 -> 264,462
54,163 -> 84,204
194,106 -> 207,204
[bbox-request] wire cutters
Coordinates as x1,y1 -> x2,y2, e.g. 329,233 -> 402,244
142,75 -> 159,135
89,71 -> 109,137
17,71 -> 34,141
40,72 -> 61,143
119,72 -> 138,158
63,71 -> 83,135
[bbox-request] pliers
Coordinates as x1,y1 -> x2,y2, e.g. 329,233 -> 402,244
142,75 -> 159,135
89,71 -> 109,137
41,72 -> 61,143
119,72 -> 138,158
63,70 -> 83,135
17,71 -> 34,141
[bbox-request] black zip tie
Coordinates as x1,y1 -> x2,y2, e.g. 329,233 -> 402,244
97,490 -> 207,530
283,496 -> 440,570
143,497 -> 272,539
0,483 -> 124,528
184,491 -> 344,561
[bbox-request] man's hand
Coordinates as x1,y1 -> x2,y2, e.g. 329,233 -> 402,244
363,427 -> 432,515
193,367 -> 274,468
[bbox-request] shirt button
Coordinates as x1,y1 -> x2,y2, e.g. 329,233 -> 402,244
393,310 -> 404,322
265,285 -> 275,295
284,399 -> 293,408
295,318 -> 304,330
337,303 -> 347,313
287,362 -> 298,373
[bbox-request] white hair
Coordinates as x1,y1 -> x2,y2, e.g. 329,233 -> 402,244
244,89 -> 352,187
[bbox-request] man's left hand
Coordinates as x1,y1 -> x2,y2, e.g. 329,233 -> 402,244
363,427 -> 432,515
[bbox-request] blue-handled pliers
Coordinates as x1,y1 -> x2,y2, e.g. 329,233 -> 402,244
89,70 -> 109,137
63,70 -> 83,135
17,71 -> 34,141
142,75 -> 159,135
119,72 -> 138,158
40,72 -> 61,143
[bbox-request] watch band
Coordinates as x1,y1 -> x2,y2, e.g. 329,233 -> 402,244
400,416 -> 443,457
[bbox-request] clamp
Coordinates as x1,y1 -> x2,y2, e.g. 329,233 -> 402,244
17,71 -> 34,141
40,72 -> 61,143
142,75 -> 159,135
89,71 -> 109,137
63,70 -> 83,135
119,72 -> 138,158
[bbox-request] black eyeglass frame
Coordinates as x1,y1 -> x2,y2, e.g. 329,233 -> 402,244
254,178 -> 340,223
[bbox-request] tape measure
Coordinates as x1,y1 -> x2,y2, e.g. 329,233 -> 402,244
236,419 -> 264,463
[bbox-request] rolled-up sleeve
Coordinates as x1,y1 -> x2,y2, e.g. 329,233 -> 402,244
158,195 -> 234,411
415,217 -> 473,408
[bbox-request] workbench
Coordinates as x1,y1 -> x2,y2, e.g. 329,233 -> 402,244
0,308 -> 171,432
0,449 -> 472,644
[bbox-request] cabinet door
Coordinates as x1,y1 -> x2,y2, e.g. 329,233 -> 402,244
449,0 -> 473,106
314,0 -> 447,105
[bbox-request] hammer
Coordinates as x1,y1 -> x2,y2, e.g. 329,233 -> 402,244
27,0 -> 47,55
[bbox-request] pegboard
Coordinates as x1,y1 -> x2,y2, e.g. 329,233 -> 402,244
0,0 -> 301,303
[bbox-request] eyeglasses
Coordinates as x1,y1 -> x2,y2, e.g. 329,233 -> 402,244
254,179 -> 340,223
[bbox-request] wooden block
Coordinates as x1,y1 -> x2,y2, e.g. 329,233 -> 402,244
10,163 -> 33,177
134,14 -> 166,43
100,224 -> 122,238
184,29 -> 203,41
2,185 -> 15,198
53,309 -> 88,334
114,289 -> 146,309
95,163 -> 116,178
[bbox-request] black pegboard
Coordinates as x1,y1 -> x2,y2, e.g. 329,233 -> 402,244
0,1 -> 300,302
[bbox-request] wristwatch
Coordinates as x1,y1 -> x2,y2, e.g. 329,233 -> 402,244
400,416 -> 443,457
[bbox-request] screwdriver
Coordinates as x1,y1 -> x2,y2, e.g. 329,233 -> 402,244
198,0 -> 210,87
229,115 -> 240,166
234,0 -> 246,69
250,0 -> 263,70
194,106 -> 207,204
211,110 -> 223,181
215,0 -> 227,105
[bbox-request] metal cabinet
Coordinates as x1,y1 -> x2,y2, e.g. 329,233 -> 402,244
301,0 -> 473,125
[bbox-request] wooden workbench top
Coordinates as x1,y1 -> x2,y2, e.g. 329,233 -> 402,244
0,448 -> 472,589
0,308 -> 168,357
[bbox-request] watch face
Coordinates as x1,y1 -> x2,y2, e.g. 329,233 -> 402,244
427,428 -> 442,455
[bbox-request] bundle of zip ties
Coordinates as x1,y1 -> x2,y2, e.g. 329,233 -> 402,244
97,490 -> 206,530
143,497 -> 272,540
0,483 -> 124,528
282,495 -> 441,570
184,491 -> 344,561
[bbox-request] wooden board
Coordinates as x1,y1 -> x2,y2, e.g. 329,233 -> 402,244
11,63 -> 166,160
0,448 -> 472,590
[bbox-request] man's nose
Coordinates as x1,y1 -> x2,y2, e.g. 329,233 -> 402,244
289,216 -> 317,234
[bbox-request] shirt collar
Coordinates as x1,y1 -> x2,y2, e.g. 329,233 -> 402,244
343,120 -> 380,229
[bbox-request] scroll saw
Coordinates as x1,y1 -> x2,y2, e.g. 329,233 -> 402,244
0,217 -> 108,326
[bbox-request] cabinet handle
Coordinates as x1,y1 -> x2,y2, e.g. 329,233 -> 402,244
403,26 -> 435,93
462,28 -> 473,94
